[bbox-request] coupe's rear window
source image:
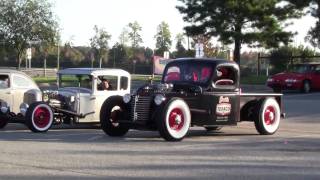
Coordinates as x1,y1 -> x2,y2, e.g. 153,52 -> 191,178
213,66 -> 237,88
0,75 -> 9,89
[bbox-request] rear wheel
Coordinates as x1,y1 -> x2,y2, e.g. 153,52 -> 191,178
26,102 -> 53,133
254,98 -> 281,135
157,98 -> 191,141
100,97 -> 129,137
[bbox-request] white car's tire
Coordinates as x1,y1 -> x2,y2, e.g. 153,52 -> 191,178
100,96 -> 129,137
254,98 -> 281,135
26,102 -> 53,133
0,115 -> 8,129
157,98 -> 191,141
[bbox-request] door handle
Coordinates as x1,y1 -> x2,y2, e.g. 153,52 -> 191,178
5,92 -> 11,95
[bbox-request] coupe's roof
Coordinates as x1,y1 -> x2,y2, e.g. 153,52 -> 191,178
0,68 -> 31,76
57,68 -> 130,77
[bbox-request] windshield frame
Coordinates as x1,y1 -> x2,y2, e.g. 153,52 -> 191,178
58,74 -> 93,90
162,61 -> 214,87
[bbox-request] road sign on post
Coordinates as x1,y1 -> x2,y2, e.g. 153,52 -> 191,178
195,43 -> 204,58
26,48 -> 32,69
163,51 -> 170,59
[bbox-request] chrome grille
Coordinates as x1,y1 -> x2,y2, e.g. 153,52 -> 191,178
131,95 -> 151,122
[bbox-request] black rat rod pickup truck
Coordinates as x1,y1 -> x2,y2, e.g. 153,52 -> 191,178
100,58 -> 284,141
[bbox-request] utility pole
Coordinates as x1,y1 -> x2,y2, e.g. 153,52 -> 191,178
57,43 -> 60,70
113,49 -> 116,68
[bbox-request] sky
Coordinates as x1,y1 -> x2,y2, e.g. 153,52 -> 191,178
52,0 -> 186,49
51,0 -> 317,51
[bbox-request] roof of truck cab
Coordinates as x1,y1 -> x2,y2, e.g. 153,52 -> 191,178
167,58 -> 238,67
57,68 -> 130,77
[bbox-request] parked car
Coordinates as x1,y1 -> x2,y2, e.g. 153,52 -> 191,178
100,58 -> 284,141
267,63 -> 320,93
0,68 -> 131,132
0,69 -> 41,129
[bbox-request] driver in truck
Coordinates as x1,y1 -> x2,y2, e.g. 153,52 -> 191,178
98,77 -> 112,91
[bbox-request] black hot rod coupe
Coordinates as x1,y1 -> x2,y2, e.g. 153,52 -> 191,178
100,58 -> 284,141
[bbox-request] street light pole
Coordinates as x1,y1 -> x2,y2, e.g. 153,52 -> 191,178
57,43 -> 60,70
113,49 -> 116,68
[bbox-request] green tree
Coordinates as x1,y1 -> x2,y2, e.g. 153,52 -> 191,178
177,0 -> 306,64
119,27 -> 129,46
90,25 -> 111,68
173,33 -> 187,58
144,47 -> 154,62
304,1 -> 320,47
61,42 -> 85,66
108,43 -> 128,67
269,45 -> 318,73
128,21 -> 143,48
0,0 -> 58,69
154,21 -> 172,56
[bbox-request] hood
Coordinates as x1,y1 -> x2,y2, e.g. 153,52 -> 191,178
136,83 -> 173,95
58,87 -> 92,95
44,87 -> 91,103
136,82 -> 203,95
271,72 -> 304,81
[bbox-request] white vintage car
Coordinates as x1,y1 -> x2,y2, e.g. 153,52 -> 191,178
0,68 -> 131,132
0,69 -> 41,129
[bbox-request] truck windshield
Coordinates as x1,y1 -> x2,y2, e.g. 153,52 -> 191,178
59,74 -> 92,90
163,63 -> 212,85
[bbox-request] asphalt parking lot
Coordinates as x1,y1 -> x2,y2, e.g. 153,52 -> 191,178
0,91 -> 319,180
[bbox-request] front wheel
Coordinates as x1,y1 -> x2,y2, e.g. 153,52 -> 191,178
0,115 -> 8,129
25,102 -> 54,133
254,98 -> 281,135
100,97 -> 129,137
157,98 -> 191,141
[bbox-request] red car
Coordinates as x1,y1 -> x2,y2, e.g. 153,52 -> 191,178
267,63 -> 320,93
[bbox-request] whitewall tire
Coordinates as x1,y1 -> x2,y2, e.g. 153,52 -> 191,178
26,102 -> 53,133
157,98 -> 191,141
254,98 -> 281,135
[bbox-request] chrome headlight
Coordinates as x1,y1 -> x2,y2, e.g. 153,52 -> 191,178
19,103 -> 29,116
1,102 -> 9,114
70,95 -> 75,102
154,94 -> 166,106
43,93 -> 49,102
123,94 -> 131,104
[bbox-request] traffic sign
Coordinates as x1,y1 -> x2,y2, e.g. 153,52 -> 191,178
195,43 -> 204,58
